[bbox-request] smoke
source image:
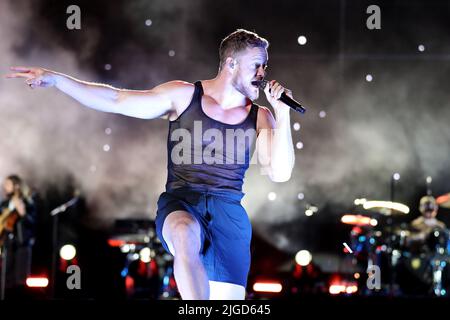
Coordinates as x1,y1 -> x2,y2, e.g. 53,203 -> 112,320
1,0 -> 450,255
0,0 -> 169,226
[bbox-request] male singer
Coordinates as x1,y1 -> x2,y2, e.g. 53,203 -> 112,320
7,29 -> 295,300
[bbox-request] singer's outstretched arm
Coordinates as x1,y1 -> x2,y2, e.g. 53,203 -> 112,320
5,66 -> 194,120
256,80 -> 295,182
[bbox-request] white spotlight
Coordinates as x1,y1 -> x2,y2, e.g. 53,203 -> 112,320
103,144 -> 110,152
418,44 -> 425,52
426,176 -> 432,184
296,142 -> 304,149
297,193 -> 305,200
305,209 -> 313,216
366,74 -> 373,82
26,277 -> 49,288
293,122 -> 301,131
268,192 -> 277,201
393,173 -> 400,181
60,244 -> 76,261
105,127 -> 112,135
104,64 -> 112,71
168,50 -> 176,57
145,19 -> 152,26
295,250 -> 312,266
297,35 -> 307,45
319,111 -> 327,118
139,247 -> 152,263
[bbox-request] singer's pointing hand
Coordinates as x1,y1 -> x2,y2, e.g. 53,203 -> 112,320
5,66 -> 55,89
263,80 -> 293,112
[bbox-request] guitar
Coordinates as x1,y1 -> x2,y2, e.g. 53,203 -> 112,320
0,207 -> 20,246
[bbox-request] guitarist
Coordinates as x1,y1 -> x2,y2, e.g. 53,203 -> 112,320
0,174 -> 36,293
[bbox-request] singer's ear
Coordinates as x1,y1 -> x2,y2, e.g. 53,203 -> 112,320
226,57 -> 235,71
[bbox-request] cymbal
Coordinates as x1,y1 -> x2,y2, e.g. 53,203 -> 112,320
360,200 -> 410,215
437,193 -> 450,209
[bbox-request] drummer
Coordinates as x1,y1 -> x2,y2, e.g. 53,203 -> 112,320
409,195 -> 446,242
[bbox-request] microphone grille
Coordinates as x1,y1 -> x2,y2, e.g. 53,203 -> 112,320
251,80 -> 268,90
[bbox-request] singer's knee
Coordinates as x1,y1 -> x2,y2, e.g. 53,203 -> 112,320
162,210 -> 202,258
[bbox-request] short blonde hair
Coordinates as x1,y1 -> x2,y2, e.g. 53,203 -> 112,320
419,195 -> 437,213
219,29 -> 268,71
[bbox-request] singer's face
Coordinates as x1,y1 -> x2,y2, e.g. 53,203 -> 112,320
2,179 -> 14,197
232,47 -> 268,101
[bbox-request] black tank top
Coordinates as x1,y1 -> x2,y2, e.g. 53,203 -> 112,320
165,81 -> 258,194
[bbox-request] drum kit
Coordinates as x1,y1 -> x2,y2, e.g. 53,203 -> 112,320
107,219 -> 177,299
342,194 -> 450,297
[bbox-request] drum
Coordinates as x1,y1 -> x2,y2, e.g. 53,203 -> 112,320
425,228 -> 449,256
396,228 -> 450,296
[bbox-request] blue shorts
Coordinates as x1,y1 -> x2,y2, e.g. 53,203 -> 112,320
155,187 -> 252,287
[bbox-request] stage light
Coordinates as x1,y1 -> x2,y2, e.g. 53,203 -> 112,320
297,192 -> 304,200
296,142 -> 304,149
26,277 -> 49,288
297,35 -> 307,45
426,176 -> 432,183
354,273 -> 360,279
104,64 -> 112,71
319,111 -> 326,118
329,282 -> 358,295
346,285 -> 358,294
418,44 -> 425,52
103,144 -> 110,152
268,192 -> 277,201
145,19 -> 152,26
105,127 -> 112,135
305,209 -> 313,216
393,172 -> 400,180
131,253 -> 140,261
293,122 -> 301,131
59,244 -> 76,261
329,284 -> 346,295
365,74 -> 373,82
354,198 -> 367,206
139,247 -> 151,263
253,282 -> 283,293
295,250 -> 312,266
168,50 -> 176,57
341,214 -> 375,226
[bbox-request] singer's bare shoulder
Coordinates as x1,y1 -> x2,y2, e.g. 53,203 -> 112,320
256,105 -> 276,134
153,80 -> 195,120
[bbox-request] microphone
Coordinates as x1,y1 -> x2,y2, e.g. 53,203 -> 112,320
251,80 -> 306,114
